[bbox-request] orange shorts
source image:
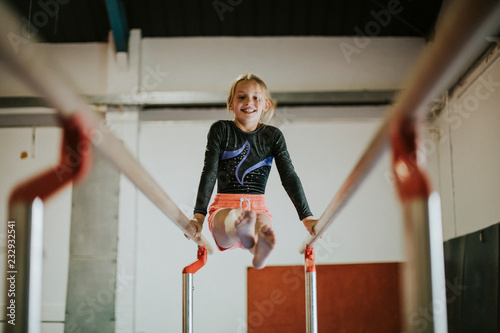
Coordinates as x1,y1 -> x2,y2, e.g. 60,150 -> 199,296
208,193 -> 273,251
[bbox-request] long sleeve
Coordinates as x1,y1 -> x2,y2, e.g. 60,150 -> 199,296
193,121 -> 223,216
272,129 -> 313,220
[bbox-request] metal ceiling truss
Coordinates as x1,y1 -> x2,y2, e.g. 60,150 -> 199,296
0,90 -> 396,108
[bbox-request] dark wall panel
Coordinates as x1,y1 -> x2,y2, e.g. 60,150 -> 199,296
444,236 -> 465,332
444,223 -> 499,333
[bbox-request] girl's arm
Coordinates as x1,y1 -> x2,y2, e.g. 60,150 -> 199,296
190,121 -> 224,235
193,122 -> 223,215
272,128 -> 314,222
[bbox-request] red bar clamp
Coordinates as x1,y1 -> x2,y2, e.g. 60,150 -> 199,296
304,245 -> 316,273
182,245 -> 208,274
390,115 -> 430,202
9,113 -> 93,204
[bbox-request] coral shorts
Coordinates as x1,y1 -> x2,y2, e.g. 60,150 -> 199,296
207,193 -> 273,251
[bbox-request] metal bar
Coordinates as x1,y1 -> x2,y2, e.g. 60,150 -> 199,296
182,273 -> 194,333
304,245 -> 318,333
401,199 -> 433,333
300,0 -> 500,252
6,202 -> 31,332
28,198 -> 43,333
0,1 -> 212,252
181,246 -> 208,333
5,113 -> 92,332
5,198 -> 43,333
427,193 -> 448,333
401,194 -> 448,333
390,108 -> 447,332
305,272 -> 318,333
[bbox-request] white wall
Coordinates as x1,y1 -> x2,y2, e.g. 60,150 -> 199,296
423,46 -> 500,240
0,35 -> 425,97
142,37 -> 423,92
0,43 -> 108,97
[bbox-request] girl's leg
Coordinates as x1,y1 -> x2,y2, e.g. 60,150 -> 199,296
251,214 -> 275,269
235,210 -> 258,248
212,206 -> 260,249
211,208 -> 244,249
212,209 -> 276,269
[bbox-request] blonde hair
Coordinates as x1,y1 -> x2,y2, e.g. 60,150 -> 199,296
227,73 -> 276,124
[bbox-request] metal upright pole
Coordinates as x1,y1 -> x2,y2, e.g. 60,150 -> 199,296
182,245 -> 208,333
391,115 -> 448,333
6,198 -> 44,333
182,273 -> 194,333
5,115 -> 93,333
401,193 -> 448,333
304,245 -> 318,333
27,199 -> 43,333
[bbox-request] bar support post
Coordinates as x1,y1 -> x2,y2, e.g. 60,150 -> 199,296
182,273 -> 194,333
182,245 -> 208,333
5,199 -> 44,333
401,194 -> 448,333
391,115 -> 448,333
304,245 -> 318,333
5,115 -> 92,332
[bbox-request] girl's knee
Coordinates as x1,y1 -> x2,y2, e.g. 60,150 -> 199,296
212,209 -> 230,232
213,208 -> 241,232
226,208 -> 242,222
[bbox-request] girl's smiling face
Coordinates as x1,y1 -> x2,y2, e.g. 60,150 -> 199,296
230,81 -> 270,131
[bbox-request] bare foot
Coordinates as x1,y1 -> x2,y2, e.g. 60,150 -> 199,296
252,226 -> 276,269
235,210 -> 257,249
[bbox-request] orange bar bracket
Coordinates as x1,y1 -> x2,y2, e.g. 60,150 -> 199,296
182,245 -> 208,274
305,245 -> 316,273
390,115 -> 430,202
9,113 -> 93,205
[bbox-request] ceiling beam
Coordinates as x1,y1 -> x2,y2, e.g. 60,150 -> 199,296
0,90 -> 397,109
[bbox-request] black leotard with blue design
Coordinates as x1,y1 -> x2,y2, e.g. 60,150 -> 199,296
194,120 -> 312,220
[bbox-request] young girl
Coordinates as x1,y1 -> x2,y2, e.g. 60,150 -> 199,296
190,73 -> 318,269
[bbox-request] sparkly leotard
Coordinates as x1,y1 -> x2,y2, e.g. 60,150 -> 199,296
194,120 -> 312,220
